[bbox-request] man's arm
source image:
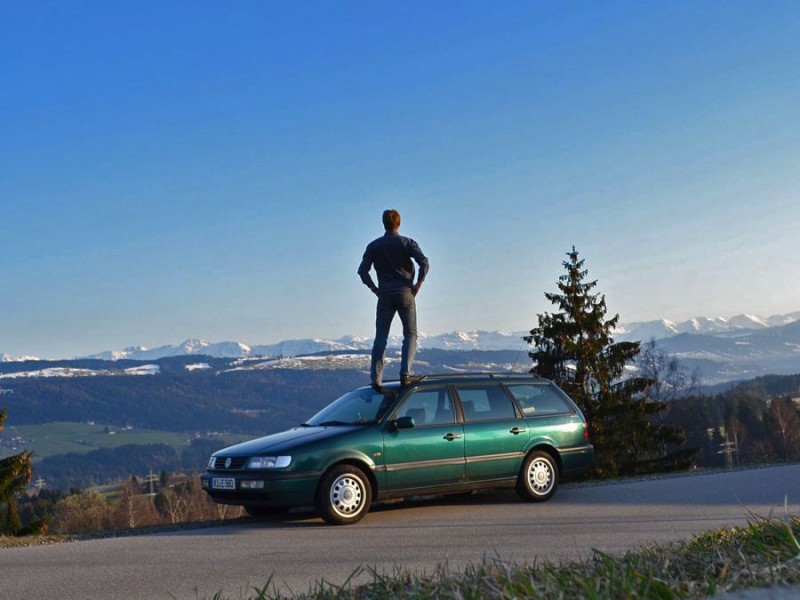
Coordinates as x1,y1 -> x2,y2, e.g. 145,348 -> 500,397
357,249 -> 379,296
407,239 -> 429,295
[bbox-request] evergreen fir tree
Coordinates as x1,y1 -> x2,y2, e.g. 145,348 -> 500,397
0,408 -> 34,535
525,247 -> 691,477
2,498 -> 22,535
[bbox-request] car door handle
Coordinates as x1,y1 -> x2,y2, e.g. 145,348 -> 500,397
443,433 -> 463,441
510,427 -> 527,435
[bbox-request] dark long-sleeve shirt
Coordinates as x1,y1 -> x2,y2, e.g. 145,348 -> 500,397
358,231 -> 429,294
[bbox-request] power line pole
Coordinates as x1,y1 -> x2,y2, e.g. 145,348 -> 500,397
144,469 -> 158,497
718,435 -> 736,470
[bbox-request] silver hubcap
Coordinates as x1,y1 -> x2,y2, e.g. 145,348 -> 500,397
329,474 -> 364,518
528,458 -> 553,495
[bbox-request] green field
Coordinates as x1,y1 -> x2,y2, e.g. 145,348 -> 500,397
0,422 -> 244,462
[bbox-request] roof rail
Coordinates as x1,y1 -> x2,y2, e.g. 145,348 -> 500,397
384,372 -> 542,383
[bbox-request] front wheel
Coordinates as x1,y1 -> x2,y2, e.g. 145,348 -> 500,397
516,450 -> 558,502
315,465 -> 372,525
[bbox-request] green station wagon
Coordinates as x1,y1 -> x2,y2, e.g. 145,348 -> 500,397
201,374 -> 593,525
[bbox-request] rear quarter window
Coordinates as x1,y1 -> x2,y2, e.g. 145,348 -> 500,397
455,385 -> 517,421
505,384 -> 573,416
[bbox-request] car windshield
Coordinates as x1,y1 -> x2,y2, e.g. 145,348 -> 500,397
305,387 -> 396,426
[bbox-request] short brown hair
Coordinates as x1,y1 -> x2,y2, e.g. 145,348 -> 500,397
382,209 -> 401,231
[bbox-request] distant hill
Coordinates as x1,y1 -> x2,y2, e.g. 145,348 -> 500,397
655,320 -> 800,384
0,350 -> 529,434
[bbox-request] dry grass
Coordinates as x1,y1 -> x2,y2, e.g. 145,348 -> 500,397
0,534 -> 73,548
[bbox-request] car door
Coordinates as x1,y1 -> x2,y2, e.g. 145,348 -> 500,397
381,386 -> 465,492
455,383 -> 530,483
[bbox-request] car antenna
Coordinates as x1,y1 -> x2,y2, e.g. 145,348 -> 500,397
509,338 -> 528,373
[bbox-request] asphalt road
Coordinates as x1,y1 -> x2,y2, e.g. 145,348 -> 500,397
2,464 -> 799,600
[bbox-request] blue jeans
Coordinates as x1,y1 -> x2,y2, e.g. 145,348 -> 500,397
371,289 -> 417,385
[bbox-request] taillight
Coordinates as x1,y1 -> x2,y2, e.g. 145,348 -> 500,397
583,420 -> 590,440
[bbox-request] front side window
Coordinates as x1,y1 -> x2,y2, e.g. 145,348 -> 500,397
395,388 -> 455,426
505,384 -> 572,416
455,385 -> 517,422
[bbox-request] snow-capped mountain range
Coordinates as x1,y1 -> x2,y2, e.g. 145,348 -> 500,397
84,311 -> 800,361
1,311 -> 799,386
2,311 -> 800,363
612,312 -> 800,342
75,330 -> 529,362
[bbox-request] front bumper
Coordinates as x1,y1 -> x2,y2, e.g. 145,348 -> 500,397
200,470 -> 322,508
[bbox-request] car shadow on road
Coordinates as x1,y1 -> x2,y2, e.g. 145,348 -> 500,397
202,490 -> 538,530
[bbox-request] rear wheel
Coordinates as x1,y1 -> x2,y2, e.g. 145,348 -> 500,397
315,464 -> 372,525
516,450 -> 558,502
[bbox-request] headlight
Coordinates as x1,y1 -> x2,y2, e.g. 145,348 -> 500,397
247,456 -> 292,469
208,456 -> 217,469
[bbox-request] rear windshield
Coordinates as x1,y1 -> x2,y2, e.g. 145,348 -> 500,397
505,384 -> 573,416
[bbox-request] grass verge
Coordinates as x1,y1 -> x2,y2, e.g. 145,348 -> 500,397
222,514 -> 800,599
2,512 -> 797,598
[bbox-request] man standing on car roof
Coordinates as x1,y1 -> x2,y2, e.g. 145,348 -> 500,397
358,209 -> 429,389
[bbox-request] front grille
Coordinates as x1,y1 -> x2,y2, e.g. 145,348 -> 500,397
212,456 -> 248,470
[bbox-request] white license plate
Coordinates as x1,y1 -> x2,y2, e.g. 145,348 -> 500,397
212,477 -> 236,490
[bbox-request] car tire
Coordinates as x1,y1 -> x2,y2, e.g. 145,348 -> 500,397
516,450 -> 558,502
244,505 -> 289,518
315,464 -> 372,525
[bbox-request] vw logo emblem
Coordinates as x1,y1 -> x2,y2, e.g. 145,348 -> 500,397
224,457 -> 232,469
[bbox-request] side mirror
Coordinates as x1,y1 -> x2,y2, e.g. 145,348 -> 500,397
392,416 -> 415,430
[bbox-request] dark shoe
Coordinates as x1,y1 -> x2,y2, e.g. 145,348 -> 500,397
400,375 -> 423,387
371,382 -> 383,392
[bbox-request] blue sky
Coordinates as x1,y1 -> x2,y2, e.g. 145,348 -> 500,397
3,1 -> 800,358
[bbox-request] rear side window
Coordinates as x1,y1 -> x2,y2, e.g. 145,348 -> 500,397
505,384 -> 572,416
455,385 -> 517,421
